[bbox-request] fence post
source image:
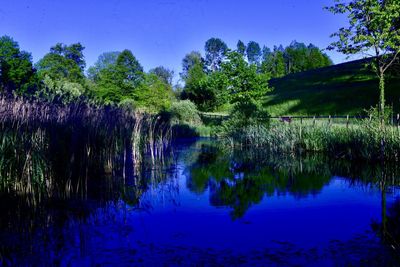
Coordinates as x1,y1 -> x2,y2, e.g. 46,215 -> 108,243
300,117 -> 303,125
328,115 -> 331,126
346,115 -> 349,129
313,116 -> 316,126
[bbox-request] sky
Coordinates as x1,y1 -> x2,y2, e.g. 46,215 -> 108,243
0,0 -> 355,82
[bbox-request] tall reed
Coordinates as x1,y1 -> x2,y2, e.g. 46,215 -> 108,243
218,119 -> 400,161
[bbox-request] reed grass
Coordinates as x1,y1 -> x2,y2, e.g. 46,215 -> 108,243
0,94 -> 172,203
218,119 -> 400,161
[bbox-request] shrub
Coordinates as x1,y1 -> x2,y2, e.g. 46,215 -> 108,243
170,100 -> 202,126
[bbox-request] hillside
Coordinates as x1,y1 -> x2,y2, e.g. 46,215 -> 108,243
263,58 -> 400,116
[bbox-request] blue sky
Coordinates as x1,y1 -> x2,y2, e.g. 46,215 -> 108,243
0,0 -> 354,81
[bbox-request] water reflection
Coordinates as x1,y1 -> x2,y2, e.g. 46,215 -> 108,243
1,138 -> 400,266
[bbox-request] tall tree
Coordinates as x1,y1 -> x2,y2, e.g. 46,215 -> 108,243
36,42 -> 86,83
246,41 -> 262,65
237,40 -> 246,56
94,49 -> 144,103
49,43 -> 86,71
87,51 -> 120,81
222,51 -> 269,113
149,66 -> 174,85
261,46 -> 286,78
180,51 -> 204,80
181,59 -> 208,109
284,41 -> 308,74
204,38 -> 228,71
262,46 -> 271,61
327,0 -> 400,120
0,36 -> 37,94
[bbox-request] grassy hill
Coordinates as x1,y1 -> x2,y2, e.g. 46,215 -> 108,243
263,58 -> 400,116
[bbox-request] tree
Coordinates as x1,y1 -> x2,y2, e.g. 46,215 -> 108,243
195,70 -> 229,111
87,51 -> 120,81
222,51 -> 270,119
204,38 -> 228,71
133,73 -> 175,113
261,46 -> 286,78
327,0 -> 400,120
262,46 -> 271,62
180,51 -> 204,80
36,43 -> 86,83
94,49 -> 144,103
181,59 -> 209,110
284,41 -> 308,74
246,41 -> 262,65
237,40 -> 246,56
149,66 -> 174,85
49,42 -> 86,71
115,49 -> 144,89
0,36 -> 37,94
306,44 -> 333,69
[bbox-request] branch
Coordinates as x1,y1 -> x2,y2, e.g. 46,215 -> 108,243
383,50 -> 400,73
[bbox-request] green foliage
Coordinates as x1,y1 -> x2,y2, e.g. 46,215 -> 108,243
133,73 -> 174,113
181,59 -> 208,109
149,66 -> 174,85
180,51 -> 204,80
36,75 -> 85,103
204,38 -> 228,71
87,51 -> 120,81
236,40 -> 246,56
36,43 -> 86,84
261,42 -> 332,78
170,100 -> 202,125
0,36 -> 37,94
261,46 -> 286,78
92,49 -> 144,104
222,51 -> 270,105
186,71 -> 230,112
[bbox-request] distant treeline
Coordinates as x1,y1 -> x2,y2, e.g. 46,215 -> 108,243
0,35 -> 331,114
180,38 -> 332,111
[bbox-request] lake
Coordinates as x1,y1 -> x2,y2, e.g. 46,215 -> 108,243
1,138 -> 399,266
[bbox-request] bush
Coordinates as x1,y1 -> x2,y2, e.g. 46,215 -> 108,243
170,100 -> 202,126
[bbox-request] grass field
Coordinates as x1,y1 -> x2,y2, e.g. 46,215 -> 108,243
263,58 -> 400,116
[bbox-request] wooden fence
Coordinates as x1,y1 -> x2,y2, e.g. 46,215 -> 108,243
199,112 -> 400,128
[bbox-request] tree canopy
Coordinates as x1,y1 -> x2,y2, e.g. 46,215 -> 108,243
0,36 -> 37,94
204,38 -> 228,71
36,42 -> 86,83
149,66 -> 174,85
246,41 -> 262,65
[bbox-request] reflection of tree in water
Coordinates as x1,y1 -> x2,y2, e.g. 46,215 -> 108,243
378,198 -> 400,252
186,143 -> 400,221
371,168 -> 400,258
186,145 -> 331,219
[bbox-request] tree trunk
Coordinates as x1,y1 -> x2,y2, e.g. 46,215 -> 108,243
379,72 -> 385,125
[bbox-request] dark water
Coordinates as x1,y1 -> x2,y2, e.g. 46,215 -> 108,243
1,138 -> 400,266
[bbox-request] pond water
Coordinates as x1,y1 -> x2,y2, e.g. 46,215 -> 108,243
1,138 -> 400,266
